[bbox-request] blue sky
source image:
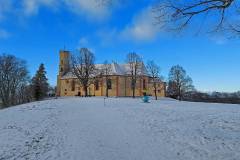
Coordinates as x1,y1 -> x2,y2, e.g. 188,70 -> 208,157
0,0 -> 239,92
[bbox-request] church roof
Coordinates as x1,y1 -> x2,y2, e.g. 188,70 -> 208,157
61,62 -> 149,79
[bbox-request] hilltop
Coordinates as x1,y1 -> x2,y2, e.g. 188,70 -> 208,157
0,97 -> 239,160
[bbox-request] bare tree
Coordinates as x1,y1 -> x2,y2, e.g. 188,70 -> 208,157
16,84 -> 33,104
0,54 -> 29,107
168,65 -> 194,100
126,52 -> 143,98
153,0 -> 240,35
71,48 -> 95,97
101,60 -> 112,97
147,60 -> 162,100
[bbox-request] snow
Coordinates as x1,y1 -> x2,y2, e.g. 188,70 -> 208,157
0,97 -> 240,160
61,62 -> 149,79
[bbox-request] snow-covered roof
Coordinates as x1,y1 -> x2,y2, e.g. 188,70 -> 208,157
61,62 -> 149,79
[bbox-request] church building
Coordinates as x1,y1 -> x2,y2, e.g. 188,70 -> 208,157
56,50 -> 166,97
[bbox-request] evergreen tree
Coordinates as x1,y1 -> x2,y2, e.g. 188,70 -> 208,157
32,64 -> 49,100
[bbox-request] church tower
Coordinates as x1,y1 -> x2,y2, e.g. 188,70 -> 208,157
59,50 -> 70,76
57,50 -> 70,96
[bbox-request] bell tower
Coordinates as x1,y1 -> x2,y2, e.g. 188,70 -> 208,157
59,50 -> 70,76
57,50 -> 70,96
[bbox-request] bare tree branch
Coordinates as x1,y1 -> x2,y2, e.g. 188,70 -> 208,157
153,0 -> 240,34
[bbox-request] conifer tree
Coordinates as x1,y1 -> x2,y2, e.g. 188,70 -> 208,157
32,64 -> 49,100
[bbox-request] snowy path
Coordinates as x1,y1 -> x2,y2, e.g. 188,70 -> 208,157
0,97 -> 240,160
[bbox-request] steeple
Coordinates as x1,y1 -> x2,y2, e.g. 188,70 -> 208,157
59,50 -> 70,76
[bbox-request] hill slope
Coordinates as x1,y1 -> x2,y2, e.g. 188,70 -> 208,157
0,97 -> 240,160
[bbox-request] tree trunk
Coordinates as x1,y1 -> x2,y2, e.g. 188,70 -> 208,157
133,87 -> 135,98
2,99 -> 8,107
178,86 -> 181,101
105,76 -> 108,97
154,83 -> 157,100
132,79 -> 136,98
106,87 -> 108,97
154,89 -> 157,100
84,86 -> 88,97
3,94 -> 10,107
106,78 -> 108,97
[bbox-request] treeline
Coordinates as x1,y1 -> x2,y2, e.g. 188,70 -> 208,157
0,54 -> 51,109
183,91 -> 240,104
164,65 -> 240,104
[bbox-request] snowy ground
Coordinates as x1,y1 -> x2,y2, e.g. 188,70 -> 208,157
0,97 -> 240,160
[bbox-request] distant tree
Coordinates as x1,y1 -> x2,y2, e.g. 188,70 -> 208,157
101,60 -> 112,97
48,86 -> 56,97
71,48 -> 95,97
182,90 -> 240,104
147,60 -> 162,100
167,80 -> 178,99
0,54 -> 29,107
32,64 -> 49,101
126,52 -> 143,98
168,65 -> 194,100
16,84 -> 33,104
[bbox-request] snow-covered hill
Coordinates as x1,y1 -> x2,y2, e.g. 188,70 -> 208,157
0,97 -> 239,160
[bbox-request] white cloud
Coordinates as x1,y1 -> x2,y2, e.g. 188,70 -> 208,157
0,0 -> 111,19
79,37 -> 89,46
21,0 -> 111,20
0,1 -> 12,21
0,29 -> 10,39
22,0 -> 58,16
97,28 -> 119,46
97,7 -> 162,45
0,0 -> 113,38
77,37 -> 96,52
210,35 -> 228,45
63,0 -> 110,20
120,7 -> 160,42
